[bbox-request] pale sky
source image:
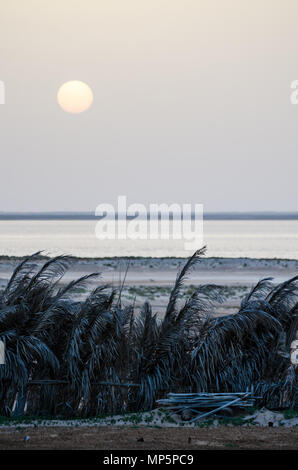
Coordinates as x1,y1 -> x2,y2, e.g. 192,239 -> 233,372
1,0 -> 298,212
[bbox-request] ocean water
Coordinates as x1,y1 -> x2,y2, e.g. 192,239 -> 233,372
0,219 -> 297,259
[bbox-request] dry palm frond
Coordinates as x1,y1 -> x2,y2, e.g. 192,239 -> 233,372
0,250 -> 297,417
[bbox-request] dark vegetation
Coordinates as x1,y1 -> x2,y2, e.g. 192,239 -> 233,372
0,248 -> 297,418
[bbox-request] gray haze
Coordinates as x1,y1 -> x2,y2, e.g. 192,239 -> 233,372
1,1 -> 298,212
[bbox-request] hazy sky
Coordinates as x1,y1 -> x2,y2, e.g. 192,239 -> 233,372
1,0 -> 298,212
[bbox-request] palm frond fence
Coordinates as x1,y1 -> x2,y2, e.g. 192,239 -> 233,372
0,248 -> 297,418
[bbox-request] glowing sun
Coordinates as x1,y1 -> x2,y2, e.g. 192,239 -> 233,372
57,81 -> 93,114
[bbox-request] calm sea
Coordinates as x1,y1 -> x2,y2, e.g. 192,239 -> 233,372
0,219 -> 297,259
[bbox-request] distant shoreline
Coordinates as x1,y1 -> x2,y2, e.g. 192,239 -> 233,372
0,254 -> 297,264
0,211 -> 297,221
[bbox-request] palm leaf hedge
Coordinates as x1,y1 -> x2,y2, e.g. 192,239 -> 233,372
0,248 -> 297,417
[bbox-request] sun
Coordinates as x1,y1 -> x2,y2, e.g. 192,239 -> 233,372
57,80 -> 93,114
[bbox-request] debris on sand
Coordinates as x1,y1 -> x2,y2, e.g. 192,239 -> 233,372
157,392 -> 258,422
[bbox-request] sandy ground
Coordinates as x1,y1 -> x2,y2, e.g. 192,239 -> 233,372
0,256 -> 297,316
1,408 -> 297,449
1,407 -> 297,429
0,425 -> 297,450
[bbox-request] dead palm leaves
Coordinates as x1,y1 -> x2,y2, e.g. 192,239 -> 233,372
0,250 -> 297,417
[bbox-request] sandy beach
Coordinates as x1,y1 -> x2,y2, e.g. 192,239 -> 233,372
0,255 -> 297,316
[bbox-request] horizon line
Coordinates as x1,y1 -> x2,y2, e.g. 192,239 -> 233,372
0,210 -> 297,221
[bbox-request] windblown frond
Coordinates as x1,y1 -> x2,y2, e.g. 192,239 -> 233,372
0,250 -> 297,417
